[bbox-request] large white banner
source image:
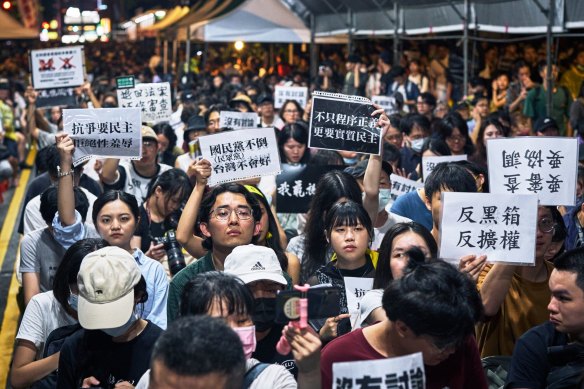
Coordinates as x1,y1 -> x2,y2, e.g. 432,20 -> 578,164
30,46 -> 85,90
117,82 -> 172,123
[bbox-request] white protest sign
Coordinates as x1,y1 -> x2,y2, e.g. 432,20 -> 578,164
117,82 -> 172,123
422,155 -> 467,181
199,127 -> 281,186
487,137 -> 578,206
30,46 -> 85,89
372,95 -> 398,115
333,352 -> 425,389
63,108 -> 142,166
344,277 -> 373,329
390,174 -> 423,199
439,192 -> 538,265
275,86 -> 308,109
219,111 -> 259,129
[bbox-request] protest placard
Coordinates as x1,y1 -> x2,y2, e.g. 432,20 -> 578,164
274,86 -> 308,109
116,75 -> 135,90
372,95 -> 398,115
219,111 -> 259,129
30,46 -> 85,89
63,108 -> 142,166
36,87 -> 77,108
333,352 -> 425,389
439,192 -> 538,265
422,155 -> 467,181
487,137 -> 578,206
390,174 -> 423,200
309,91 -> 381,155
275,164 -> 341,213
198,127 -> 281,186
117,82 -> 172,123
344,277 -> 373,329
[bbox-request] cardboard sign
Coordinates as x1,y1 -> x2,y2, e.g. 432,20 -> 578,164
116,75 -> 135,90
344,277 -> 373,329
30,46 -> 85,89
63,108 -> 142,166
219,111 -> 259,129
117,82 -> 172,123
439,192 -> 538,265
390,174 -> 423,199
333,352 -> 425,389
275,164 -> 341,213
275,86 -> 308,109
35,87 -> 77,108
198,127 -> 281,186
309,92 -> 381,155
487,137 -> 578,206
422,155 -> 467,182
372,95 -> 398,115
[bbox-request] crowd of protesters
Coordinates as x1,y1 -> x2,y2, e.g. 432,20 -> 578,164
2,36 -> 584,388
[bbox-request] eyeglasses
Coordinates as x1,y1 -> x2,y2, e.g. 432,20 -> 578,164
210,207 -> 253,221
538,217 -> 555,233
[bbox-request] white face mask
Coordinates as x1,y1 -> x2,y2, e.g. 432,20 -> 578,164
378,188 -> 392,213
410,137 -> 426,153
102,312 -> 139,338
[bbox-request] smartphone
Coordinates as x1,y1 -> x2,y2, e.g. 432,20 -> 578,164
275,284 -> 341,324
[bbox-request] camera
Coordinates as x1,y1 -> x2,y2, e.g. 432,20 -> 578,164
154,212 -> 186,276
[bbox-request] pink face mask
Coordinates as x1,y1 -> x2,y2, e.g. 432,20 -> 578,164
233,325 -> 257,359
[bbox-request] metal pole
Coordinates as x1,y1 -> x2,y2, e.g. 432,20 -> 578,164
310,13 -> 318,90
393,2 -> 399,66
546,0 -> 554,116
463,0 -> 469,97
185,26 -> 191,77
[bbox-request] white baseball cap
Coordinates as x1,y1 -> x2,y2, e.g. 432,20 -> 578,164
224,244 -> 287,286
77,246 -> 142,330
356,289 -> 384,328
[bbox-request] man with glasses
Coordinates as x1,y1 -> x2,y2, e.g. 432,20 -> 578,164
166,183 -> 262,321
320,259 -> 487,389
476,206 -> 557,357
100,126 -> 172,204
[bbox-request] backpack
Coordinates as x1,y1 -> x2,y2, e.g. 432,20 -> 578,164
242,362 -> 271,389
482,355 -> 512,389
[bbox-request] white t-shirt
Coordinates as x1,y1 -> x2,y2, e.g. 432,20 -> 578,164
16,291 -> 77,357
106,161 -> 172,205
371,211 -> 412,251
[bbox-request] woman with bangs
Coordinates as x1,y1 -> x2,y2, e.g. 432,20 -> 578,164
307,200 -> 376,341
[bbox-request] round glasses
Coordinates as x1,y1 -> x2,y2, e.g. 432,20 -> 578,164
210,207 -> 253,221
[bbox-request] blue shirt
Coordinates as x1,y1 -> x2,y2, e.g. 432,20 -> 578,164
52,211 -> 169,329
390,190 -> 433,231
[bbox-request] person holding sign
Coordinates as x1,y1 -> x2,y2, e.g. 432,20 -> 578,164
307,200 -> 376,340
476,206 -> 557,358
320,254 -> 487,389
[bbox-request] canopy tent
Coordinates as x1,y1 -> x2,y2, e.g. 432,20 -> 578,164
141,6 -> 190,32
0,9 -> 38,39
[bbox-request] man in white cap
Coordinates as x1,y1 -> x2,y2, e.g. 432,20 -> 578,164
57,246 -> 163,388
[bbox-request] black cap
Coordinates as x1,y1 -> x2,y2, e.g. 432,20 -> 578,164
186,115 -> 206,132
344,159 -> 393,179
534,117 -> 559,133
257,94 -> 274,105
182,90 -> 196,102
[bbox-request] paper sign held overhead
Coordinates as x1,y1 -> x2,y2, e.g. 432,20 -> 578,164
35,87 -> 78,108
333,352 -> 425,389
421,155 -> 467,182
117,82 -> 172,123
372,95 -> 399,115
487,137 -> 578,206
439,192 -> 538,265
390,175 -> 423,200
116,75 -> 135,90
63,108 -> 142,166
309,92 -> 382,155
274,86 -> 308,109
198,127 -> 281,186
219,111 -> 259,129
30,46 -> 86,90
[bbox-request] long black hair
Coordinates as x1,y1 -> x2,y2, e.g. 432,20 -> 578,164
277,122 -> 310,164
145,168 -> 193,212
92,190 -> 140,226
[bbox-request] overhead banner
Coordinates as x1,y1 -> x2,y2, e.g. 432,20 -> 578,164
117,82 -> 172,123
309,91 -> 382,155
35,87 -> 77,108
372,95 -> 398,115
219,111 -> 259,129
333,352 -> 425,389
439,192 -> 538,265
275,164 -> 341,213
487,137 -> 578,206
198,127 -> 281,186
30,46 -> 85,90
63,108 -> 142,166
390,175 -> 423,199
422,155 -> 467,181
274,86 -> 308,109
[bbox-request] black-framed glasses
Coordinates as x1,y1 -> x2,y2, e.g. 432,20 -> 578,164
210,207 -> 253,221
538,217 -> 555,233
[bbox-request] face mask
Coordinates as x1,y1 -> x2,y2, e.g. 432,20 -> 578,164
68,292 -> 78,311
410,137 -> 426,153
102,312 -> 138,338
233,325 -> 257,359
343,157 -> 359,166
378,188 -> 392,213
252,298 -> 276,332
102,102 -> 116,108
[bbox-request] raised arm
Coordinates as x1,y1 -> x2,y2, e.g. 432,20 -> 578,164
100,158 -> 121,185
55,133 -> 76,226
478,263 -> 517,317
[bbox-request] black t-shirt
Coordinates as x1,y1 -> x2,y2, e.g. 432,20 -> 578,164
57,321 -> 162,388
135,204 -> 165,253
253,324 -> 298,378
506,321 -> 570,389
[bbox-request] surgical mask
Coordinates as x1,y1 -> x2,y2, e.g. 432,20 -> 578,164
410,137 -> 426,153
68,292 -> 78,311
378,188 -> 392,212
102,312 -> 139,338
343,157 -> 359,166
233,325 -> 257,359
252,298 -> 276,332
